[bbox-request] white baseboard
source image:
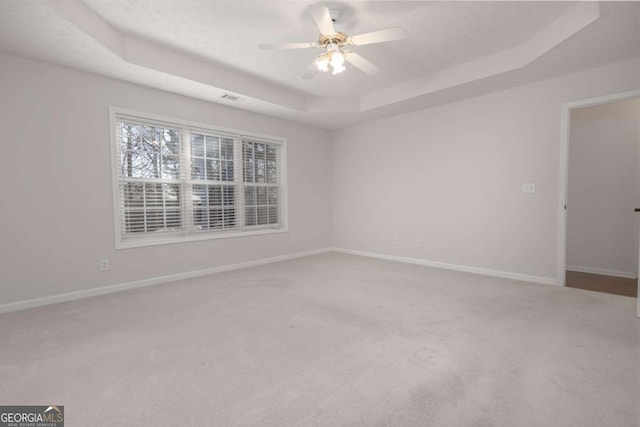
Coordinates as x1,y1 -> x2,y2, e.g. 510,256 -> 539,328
0,248 -> 332,314
566,265 -> 637,279
332,247 -> 560,286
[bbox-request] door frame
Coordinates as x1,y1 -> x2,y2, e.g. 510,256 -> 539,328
557,88 -> 640,315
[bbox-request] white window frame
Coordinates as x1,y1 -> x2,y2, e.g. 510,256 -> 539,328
109,107 -> 288,249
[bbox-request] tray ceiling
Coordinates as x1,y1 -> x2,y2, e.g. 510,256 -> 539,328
1,1 -> 639,129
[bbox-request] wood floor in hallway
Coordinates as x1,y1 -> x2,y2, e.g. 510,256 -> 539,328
566,271 -> 637,297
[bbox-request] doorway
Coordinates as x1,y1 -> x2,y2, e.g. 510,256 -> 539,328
559,90 -> 640,313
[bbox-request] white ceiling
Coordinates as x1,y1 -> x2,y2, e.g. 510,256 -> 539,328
1,1 -> 639,130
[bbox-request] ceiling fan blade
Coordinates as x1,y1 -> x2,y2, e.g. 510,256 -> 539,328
349,26 -> 407,46
302,61 -> 319,79
344,51 -> 380,75
259,42 -> 318,50
308,4 -> 336,36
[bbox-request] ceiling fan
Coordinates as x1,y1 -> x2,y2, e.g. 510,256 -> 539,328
259,4 -> 407,78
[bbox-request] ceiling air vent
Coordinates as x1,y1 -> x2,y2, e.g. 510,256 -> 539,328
221,93 -> 241,101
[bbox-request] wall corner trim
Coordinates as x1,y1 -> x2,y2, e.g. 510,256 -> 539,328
332,247 -> 560,286
0,248 -> 332,314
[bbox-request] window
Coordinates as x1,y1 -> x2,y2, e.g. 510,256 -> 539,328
110,108 -> 287,248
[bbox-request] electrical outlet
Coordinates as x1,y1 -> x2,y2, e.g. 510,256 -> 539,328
392,237 -> 400,245
289,235 -> 295,243
99,258 -> 109,272
522,183 -> 536,194
415,239 -> 422,248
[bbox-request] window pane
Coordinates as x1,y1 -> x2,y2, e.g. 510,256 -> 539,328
208,186 -> 222,206
145,184 -> 163,207
268,206 -> 279,224
191,133 -> 205,157
121,126 -> 158,178
192,158 -> 205,180
256,158 -> 265,183
120,122 -> 140,177
268,186 -> 279,206
245,207 -> 256,226
221,160 -> 234,181
162,155 -> 179,179
193,184 -> 235,213
193,208 -> 207,229
121,181 -> 183,235
244,186 -> 256,206
209,208 -> 223,229
142,125 -> 161,178
257,206 -> 268,225
224,208 -> 236,228
146,209 -> 165,232
123,182 -> 143,208
266,145 -> 277,183
207,159 -> 220,181
119,121 -> 181,180
243,141 -> 254,182
190,205 -> 237,232
256,186 -> 267,205
221,139 -> 234,160
266,162 -> 277,183
223,186 -> 235,207
205,135 -> 220,158
161,129 -> 180,179
192,134 -> 230,182
165,184 -> 180,207
192,185 -> 207,206
124,210 -> 145,233
166,209 -> 182,230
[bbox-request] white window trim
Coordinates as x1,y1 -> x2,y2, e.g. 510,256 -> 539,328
109,107 -> 288,250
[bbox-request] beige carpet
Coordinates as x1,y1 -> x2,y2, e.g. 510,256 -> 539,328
1,253 -> 638,426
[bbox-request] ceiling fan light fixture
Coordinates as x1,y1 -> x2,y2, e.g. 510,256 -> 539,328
330,51 -> 345,74
314,42 -> 346,75
330,50 -> 345,67
315,53 -> 330,72
331,62 -> 346,75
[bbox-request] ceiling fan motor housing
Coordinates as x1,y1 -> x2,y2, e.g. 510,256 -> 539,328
319,32 -> 348,47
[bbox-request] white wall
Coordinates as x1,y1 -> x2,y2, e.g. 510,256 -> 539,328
566,99 -> 640,277
0,53 -> 332,306
331,57 -> 640,283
